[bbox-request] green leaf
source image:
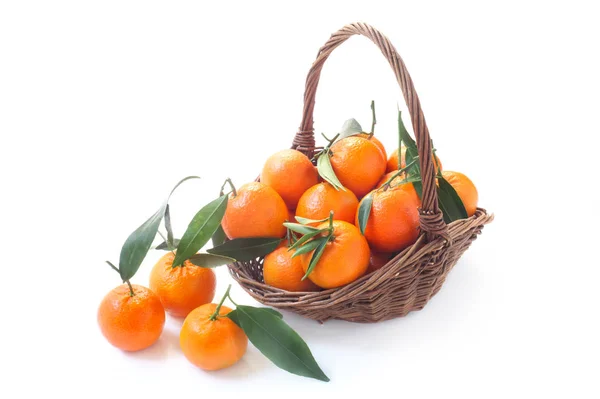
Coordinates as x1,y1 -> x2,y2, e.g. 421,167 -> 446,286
397,111 -> 422,199
164,204 -> 174,249
413,181 -> 423,199
211,224 -> 227,247
338,118 -> 363,140
294,216 -> 329,225
119,208 -> 164,282
357,194 -> 373,235
317,150 -> 345,191
283,222 -> 321,235
228,307 -> 283,325
155,238 -> 181,250
208,237 -> 282,261
227,305 -> 329,382
302,237 -> 328,280
398,110 -> 417,153
261,308 -> 284,319
118,175 -> 200,281
187,253 -> 236,268
173,194 -> 228,267
288,229 -> 323,251
291,237 -> 324,258
437,176 -> 468,223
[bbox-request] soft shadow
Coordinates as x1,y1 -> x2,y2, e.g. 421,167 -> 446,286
199,347 -> 269,381
128,328 -> 180,361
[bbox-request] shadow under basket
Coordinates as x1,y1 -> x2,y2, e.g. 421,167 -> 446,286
227,22 -> 494,323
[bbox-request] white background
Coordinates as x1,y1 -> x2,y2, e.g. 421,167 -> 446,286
1,1 -> 599,397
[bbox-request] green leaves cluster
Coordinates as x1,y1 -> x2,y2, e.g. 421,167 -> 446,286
171,194 -> 229,267
283,213 -> 334,280
116,176 -> 200,284
214,286 -> 329,382
108,177 -> 283,290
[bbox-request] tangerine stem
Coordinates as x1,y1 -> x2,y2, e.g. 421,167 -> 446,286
380,159 -> 418,191
210,284 -> 232,321
105,260 -> 120,274
157,230 -> 175,251
125,280 -> 135,297
370,100 -> 376,134
221,178 -> 237,197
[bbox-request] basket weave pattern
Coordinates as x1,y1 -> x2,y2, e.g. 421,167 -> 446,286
227,22 -> 493,323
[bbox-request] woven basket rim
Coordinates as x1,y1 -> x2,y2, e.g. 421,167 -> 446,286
229,208 -> 494,305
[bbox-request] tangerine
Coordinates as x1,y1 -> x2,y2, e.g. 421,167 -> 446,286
300,221 -> 369,289
295,182 -> 359,225
221,182 -> 288,239
97,284 -> 165,352
356,183 -> 421,253
367,251 -> 393,273
261,149 -> 319,209
149,252 -> 216,318
180,303 -> 248,371
329,136 -> 386,198
263,241 -> 319,292
355,133 -> 387,161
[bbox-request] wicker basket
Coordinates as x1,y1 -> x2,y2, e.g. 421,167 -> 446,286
227,22 -> 494,323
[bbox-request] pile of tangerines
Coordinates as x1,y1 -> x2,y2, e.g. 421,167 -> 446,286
97,105 -> 477,382
244,114 -> 478,293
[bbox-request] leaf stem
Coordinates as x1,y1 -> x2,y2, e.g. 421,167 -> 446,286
221,178 -> 237,197
370,100 -> 376,135
125,280 -> 135,297
210,284 -> 232,321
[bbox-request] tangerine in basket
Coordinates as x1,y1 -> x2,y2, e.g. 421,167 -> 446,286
356,182 -> 421,253
261,149 -> 319,209
386,146 -> 443,173
301,220 -> 369,289
221,182 -> 288,239
442,171 -> 478,217
287,208 -> 296,223
149,252 -> 216,318
355,133 -> 387,161
329,136 -> 386,198
180,303 -> 248,371
264,241 -> 320,292
296,182 -> 359,225
367,251 -> 393,274
97,284 -> 165,352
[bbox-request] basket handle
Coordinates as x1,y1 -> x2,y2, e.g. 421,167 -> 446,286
292,22 -> 447,238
